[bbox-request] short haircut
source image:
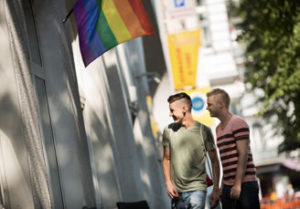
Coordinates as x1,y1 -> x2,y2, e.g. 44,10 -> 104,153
206,88 -> 230,108
167,92 -> 192,110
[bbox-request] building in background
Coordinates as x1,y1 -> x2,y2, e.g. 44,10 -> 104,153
152,0 -> 243,139
150,0 -> 300,205
0,0 -> 169,208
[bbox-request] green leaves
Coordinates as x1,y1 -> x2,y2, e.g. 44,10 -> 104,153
231,0 -> 300,153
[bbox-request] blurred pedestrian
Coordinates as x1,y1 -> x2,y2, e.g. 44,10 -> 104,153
206,88 -> 260,209
162,92 -> 221,209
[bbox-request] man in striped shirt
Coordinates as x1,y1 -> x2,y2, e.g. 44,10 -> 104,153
206,88 -> 260,209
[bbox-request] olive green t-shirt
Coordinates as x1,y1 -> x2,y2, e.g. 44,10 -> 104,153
162,122 -> 215,192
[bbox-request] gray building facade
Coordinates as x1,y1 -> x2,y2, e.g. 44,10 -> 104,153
0,0 -> 169,208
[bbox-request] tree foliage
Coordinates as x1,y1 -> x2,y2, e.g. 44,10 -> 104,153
230,0 -> 300,153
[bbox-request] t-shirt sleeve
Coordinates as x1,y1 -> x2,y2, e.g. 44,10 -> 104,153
203,126 -> 215,151
232,117 -> 250,141
162,127 -> 170,147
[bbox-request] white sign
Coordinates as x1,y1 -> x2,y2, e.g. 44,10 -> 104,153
166,0 -> 197,20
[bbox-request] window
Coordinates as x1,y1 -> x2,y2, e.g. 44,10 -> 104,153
34,76 -> 64,209
196,1 -> 212,48
25,0 -> 64,207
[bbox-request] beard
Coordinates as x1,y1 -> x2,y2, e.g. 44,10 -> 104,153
208,110 -> 217,118
173,112 -> 185,124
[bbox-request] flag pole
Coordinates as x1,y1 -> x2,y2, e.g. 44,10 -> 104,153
62,8 -> 74,23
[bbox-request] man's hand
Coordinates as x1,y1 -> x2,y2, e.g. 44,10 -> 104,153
231,137 -> 248,200
166,182 -> 179,199
230,184 -> 241,199
163,146 -> 179,199
210,187 -> 221,208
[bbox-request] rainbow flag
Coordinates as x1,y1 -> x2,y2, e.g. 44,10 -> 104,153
73,0 -> 154,67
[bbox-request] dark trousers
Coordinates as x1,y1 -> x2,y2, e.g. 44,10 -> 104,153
221,181 -> 260,209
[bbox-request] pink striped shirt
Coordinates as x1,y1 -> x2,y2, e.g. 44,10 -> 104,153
216,115 -> 257,186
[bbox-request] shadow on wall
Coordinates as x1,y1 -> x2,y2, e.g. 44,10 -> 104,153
0,83 -> 95,208
0,93 -> 37,208
105,53 -> 169,207
133,116 -> 170,209
1,1 -> 52,207
88,108 -> 122,208
3,2 -> 95,207
47,81 -> 96,207
91,58 -> 145,204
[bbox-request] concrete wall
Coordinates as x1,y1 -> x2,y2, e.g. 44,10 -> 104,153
0,0 -> 169,208
0,0 -> 51,208
73,35 -> 169,209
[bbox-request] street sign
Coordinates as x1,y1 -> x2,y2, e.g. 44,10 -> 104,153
174,0 -> 185,8
166,0 -> 197,20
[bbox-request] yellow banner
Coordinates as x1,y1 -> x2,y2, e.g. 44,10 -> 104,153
184,87 -> 216,127
168,30 -> 201,90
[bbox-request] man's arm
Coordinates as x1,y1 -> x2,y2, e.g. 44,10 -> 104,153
162,146 -> 178,199
230,140 -> 248,199
208,149 -> 221,208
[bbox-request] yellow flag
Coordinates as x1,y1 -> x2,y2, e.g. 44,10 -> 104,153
168,30 -> 201,90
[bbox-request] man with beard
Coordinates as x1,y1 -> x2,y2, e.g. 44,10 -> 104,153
206,88 -> 260,209
162,92 -> 220,209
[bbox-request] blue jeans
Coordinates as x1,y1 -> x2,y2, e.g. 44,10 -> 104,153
221,181 -> 260,209
172,190 -> 206,209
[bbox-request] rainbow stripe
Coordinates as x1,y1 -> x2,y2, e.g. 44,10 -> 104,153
73,0 -> 154,67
